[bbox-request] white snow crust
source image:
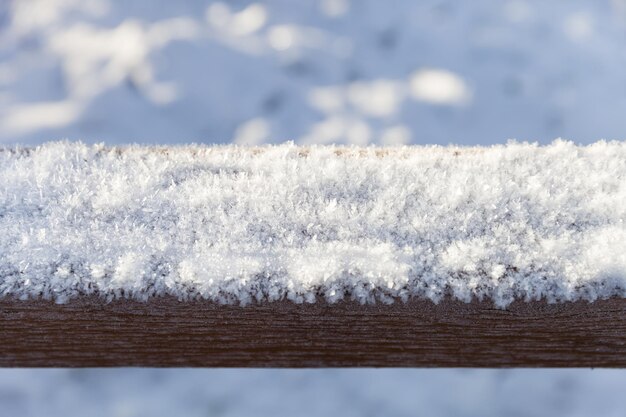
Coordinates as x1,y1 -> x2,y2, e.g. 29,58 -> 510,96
1,140 -> 625,306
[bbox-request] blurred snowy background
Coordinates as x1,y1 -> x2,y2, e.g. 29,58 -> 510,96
2,0 -> 626,415
2,369 -> 626,417
1,0 -> 626,146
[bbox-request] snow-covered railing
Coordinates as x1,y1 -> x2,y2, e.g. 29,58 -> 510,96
1,141 -> 625,366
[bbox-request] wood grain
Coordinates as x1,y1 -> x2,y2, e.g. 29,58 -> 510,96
1,297 -> 625,367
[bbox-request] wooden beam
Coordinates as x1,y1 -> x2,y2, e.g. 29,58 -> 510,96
1,297 -> 625,367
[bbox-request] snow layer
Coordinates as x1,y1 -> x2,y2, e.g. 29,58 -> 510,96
1,140 -> 625,306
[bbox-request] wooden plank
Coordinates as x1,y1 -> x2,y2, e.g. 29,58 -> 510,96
1,297 -> 625,367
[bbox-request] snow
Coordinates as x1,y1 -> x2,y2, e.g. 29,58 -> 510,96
1,1 -> 626,411
1,140 -> 624,306
3,368 -> 626,417
2,1 -> 626,146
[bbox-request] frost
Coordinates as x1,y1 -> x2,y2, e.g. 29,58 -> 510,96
0,140 -> 625,306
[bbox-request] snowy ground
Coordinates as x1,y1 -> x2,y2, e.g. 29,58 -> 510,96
2,369 -> 626,417
1,0 -> 626,146
2,1 -> 626,415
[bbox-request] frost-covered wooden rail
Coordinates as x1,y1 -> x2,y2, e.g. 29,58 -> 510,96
1,141 -> 625,366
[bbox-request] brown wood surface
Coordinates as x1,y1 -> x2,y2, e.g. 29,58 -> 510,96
1,297 -> 625,367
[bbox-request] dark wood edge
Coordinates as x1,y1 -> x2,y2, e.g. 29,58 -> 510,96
1,297 -> 625,367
